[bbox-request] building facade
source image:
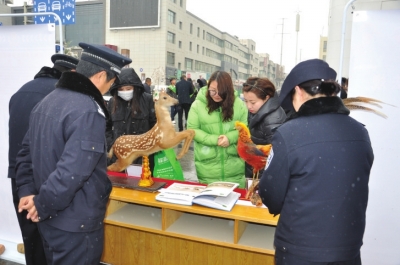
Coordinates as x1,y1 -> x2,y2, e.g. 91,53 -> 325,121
6,0 -> 284,89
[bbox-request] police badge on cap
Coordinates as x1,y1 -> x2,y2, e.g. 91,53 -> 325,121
78,42 -> 132,76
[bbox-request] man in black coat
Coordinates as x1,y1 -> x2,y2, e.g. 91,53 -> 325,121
143,77 -> 152,94
15,43 -> 131,264
8,54 -> 78,265
176,74 -> 194,131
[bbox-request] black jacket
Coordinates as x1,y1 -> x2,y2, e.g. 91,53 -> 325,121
248,94 -> 286,145
259,97 -> 374,262
143,83 -> 151,94
8,66 -> 61,179
16,72 -> 112,232
176,79 -> 194,105
106,68 -> 156,151
245,94 -> 286,178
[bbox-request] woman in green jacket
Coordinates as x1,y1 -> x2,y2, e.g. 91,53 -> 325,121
187,71 -> 248,188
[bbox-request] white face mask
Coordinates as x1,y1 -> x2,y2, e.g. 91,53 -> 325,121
118,90 -> 133,101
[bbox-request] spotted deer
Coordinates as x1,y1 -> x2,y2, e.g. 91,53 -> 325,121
107,90 -> 195,172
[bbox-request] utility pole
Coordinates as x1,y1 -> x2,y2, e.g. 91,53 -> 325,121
278,18 -> 287,66
277,18 -> 288,88
295,13 -> 300,64
23,2 -> 27,25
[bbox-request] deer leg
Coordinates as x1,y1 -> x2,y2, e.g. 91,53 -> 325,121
107,154 -> 140,172
176,130 -> 195,159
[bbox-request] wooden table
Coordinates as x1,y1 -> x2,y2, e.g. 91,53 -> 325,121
101,187 -> 278,265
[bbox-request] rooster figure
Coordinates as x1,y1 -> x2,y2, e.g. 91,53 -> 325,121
234,121 -> 271,206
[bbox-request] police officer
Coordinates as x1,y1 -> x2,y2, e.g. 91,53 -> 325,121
259,59 -> 373,265
15,43 -> 132,265
8,53 -> 79,265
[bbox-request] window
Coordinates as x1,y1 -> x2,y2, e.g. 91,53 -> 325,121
323,41 -> 327,52
203,30 -> 205,40
179,21 -> 182,30
167,52 -> 175,66
197,27 -> 200,37
190,23 -> 193,34
197,45 -> 199,53
180,0 -> 183,7
206,33 -> 223,47
178,62 -> 181,70
179,41 -> 182,48
206,49 -> 222,60
170,0 -> 176,3
189,42 -> 192,51
195,60 -> 220,73
323,55 -> 326,61
167,31 -> 175,44
185,58 -> 193,70
167,10 -> 176,24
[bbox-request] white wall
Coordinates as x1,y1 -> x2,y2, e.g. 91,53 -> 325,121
327,0 -> 400,79
0,24 -> 54,245
348,10 -> 400,265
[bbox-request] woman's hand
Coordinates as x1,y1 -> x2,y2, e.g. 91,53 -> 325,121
217,135 -> 230,147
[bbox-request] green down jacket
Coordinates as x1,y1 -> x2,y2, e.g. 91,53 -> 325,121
187,86 -> 248,188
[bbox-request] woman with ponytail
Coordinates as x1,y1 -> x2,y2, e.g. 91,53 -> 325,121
259,59 -> 374,265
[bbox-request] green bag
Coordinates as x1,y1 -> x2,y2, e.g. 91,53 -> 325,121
153,149 -> 184,181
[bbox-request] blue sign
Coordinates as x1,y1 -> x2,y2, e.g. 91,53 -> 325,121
33,0 -> 76,25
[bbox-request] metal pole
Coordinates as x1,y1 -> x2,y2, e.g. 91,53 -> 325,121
338,0 -> 357,83
280,18 -> 284,66
0,12 -> 64,54
295,13 -> 300,64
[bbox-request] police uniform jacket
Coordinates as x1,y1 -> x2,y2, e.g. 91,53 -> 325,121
259,97 -> 374,262
8,67 -> 61,179
16,72 -> 112,233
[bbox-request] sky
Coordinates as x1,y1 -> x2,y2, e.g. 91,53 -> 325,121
10,0 -> 330,73
186,0 -> 330,72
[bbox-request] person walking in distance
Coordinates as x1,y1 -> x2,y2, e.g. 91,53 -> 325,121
176,74 -> 194,131
143,77 -> 152,94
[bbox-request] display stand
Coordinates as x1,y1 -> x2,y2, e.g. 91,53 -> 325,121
101,187 -> 278,265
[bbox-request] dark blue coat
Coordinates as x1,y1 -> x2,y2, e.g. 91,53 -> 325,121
8,67 -> 61,179
176,79 -> 194,105
259,97 -> 374,262
16,72 -> 112,233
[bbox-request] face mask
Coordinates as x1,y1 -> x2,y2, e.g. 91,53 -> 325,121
118,90 -> 133,101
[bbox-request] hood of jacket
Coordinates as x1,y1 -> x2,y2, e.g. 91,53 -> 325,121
109,68 -> 144,96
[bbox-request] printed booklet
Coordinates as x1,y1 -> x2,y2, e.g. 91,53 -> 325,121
155,181 -> 241,211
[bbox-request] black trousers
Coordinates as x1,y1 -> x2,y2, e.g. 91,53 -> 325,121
275,248 -> 362,265
177,103 -> 191,131
11,178 -> 48,265
38,222 -> 104,265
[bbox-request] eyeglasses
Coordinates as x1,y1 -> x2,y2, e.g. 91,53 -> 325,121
208,90 -> 218,96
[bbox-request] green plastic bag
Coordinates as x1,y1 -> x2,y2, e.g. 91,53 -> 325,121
153,149 -> 184,181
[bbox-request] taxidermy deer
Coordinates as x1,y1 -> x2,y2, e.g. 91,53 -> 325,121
107,91 -> 195,172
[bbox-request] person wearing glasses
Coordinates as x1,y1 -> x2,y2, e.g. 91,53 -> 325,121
242,77 -> 286,178
187,71 -> 248,188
